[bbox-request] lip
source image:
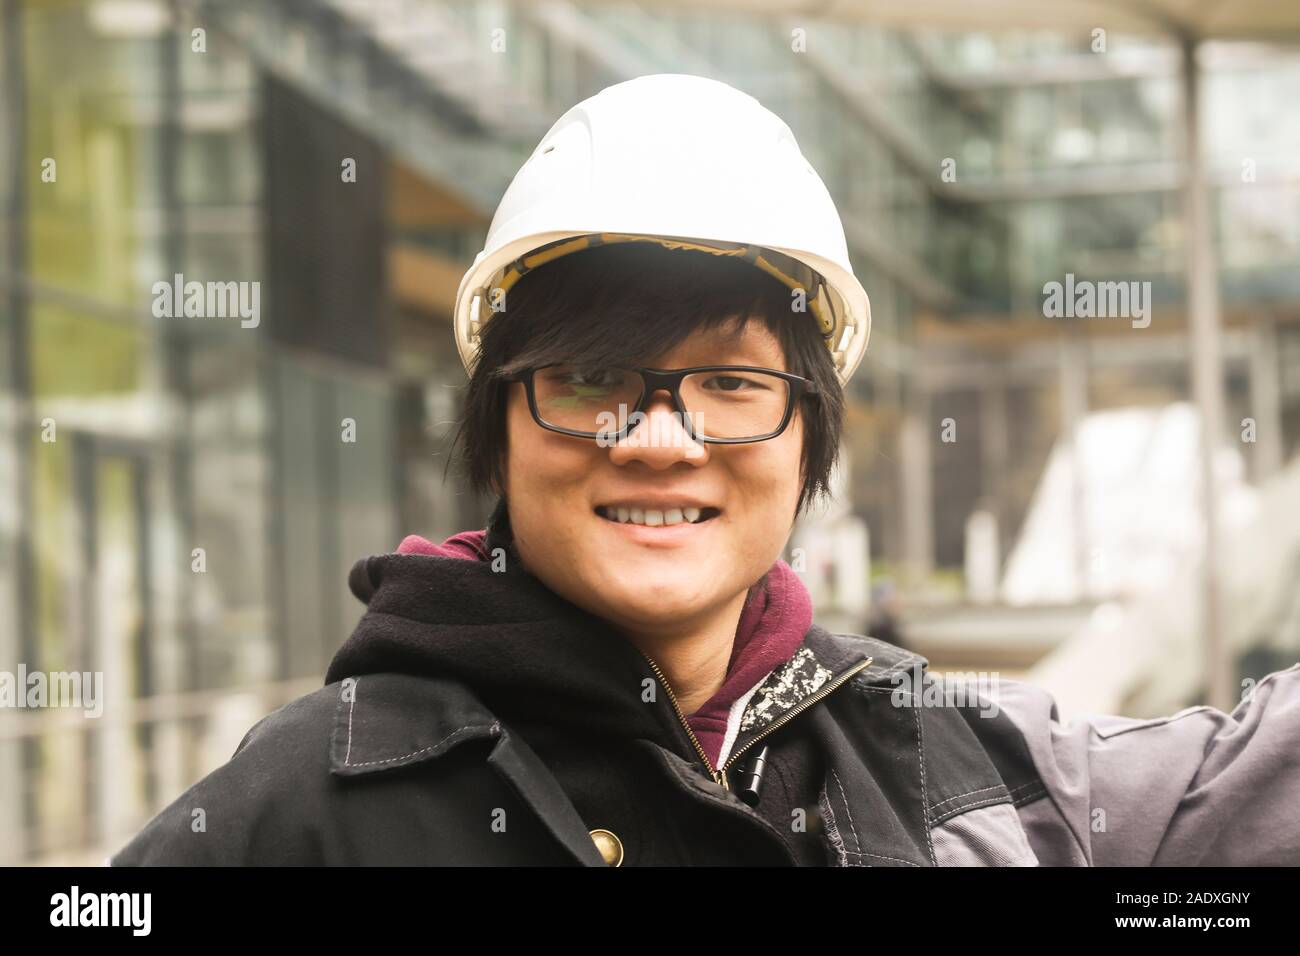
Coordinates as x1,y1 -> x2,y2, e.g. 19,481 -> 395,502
593,507 -> 720,548
595,497 -> 719,512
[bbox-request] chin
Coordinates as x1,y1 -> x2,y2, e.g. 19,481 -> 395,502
611,579 -> 710,615
605,600 -> 699,633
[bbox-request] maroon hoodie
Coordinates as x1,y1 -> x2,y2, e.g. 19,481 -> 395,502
394,529 -> 812,766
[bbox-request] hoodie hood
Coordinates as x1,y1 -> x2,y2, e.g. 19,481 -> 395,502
327,500 -> 813,767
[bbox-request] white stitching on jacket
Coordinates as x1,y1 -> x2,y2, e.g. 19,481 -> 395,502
857,850 -> 922,866
342,676 -> 501,769
911,702 -> 938,865
830,767 -> 862,860
345,678 -> 359,766
346,724 -> 498,768
929,784 -> 1007,812
933,793 -> 1016,820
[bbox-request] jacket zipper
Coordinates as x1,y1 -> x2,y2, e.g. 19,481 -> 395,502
640,652 -> 874,791
719,656 -> 873,779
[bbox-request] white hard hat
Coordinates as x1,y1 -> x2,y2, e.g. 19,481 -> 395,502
453,73 -> 871,386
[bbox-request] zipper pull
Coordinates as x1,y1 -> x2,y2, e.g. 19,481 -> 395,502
734,744 -> 770,807
713,768 -> 730,791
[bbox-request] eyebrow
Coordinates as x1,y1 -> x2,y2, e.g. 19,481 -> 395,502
691,348 -> 784,367
638,357 -> 784,371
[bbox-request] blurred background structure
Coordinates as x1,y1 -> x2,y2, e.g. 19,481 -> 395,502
2,0 -> 1299,863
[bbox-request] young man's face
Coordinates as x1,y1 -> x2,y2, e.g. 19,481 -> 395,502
501,319 -> 806,639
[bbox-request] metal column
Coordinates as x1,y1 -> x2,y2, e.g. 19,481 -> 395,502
1181,37 -> 1233,712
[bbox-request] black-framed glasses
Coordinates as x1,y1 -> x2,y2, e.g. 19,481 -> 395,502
502,364 -> 819,444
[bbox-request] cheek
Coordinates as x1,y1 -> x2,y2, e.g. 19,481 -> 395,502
510,423 -> 585,482
504,390 -> 557,483
762,425 -> 806,505
503,398 -> 597,523
723,438 -> 804,540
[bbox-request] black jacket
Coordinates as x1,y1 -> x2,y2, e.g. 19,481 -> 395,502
111,511 -> 1032,867
111,512 -> 1300,865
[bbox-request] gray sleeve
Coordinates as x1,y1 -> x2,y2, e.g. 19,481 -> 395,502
995,662 -> 1300,865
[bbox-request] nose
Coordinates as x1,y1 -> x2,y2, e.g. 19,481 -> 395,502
607,387 -> 708,468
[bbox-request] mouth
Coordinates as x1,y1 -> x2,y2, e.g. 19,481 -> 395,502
592,504 -> 722,548
593,505 -> 722,527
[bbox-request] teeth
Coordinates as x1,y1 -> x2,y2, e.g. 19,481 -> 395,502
600,505 -> 711,526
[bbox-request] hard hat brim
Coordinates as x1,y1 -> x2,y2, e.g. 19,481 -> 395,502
453,231 -> 870,386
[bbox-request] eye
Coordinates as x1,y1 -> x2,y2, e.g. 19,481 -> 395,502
709,376 -> 747,392
701,373 -> 767,392
545,366 -> 616,388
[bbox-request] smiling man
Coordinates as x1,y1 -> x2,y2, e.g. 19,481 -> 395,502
111,74 -> 1300,868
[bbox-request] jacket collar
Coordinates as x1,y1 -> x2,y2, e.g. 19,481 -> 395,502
325,629 -> 930,869
805,627 -> 929,687
327,628 -> 927,779
331,495 -> 930,780
329,672 -> 500,777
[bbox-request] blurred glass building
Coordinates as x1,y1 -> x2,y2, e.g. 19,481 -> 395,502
1,0 -> 1298,862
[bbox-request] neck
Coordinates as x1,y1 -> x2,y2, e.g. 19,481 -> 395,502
620,588 -> 750,715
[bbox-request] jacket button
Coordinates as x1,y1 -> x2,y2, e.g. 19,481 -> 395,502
589,828 -> 624,867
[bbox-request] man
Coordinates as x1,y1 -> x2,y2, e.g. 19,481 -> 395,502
112,74 -> 1300,866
